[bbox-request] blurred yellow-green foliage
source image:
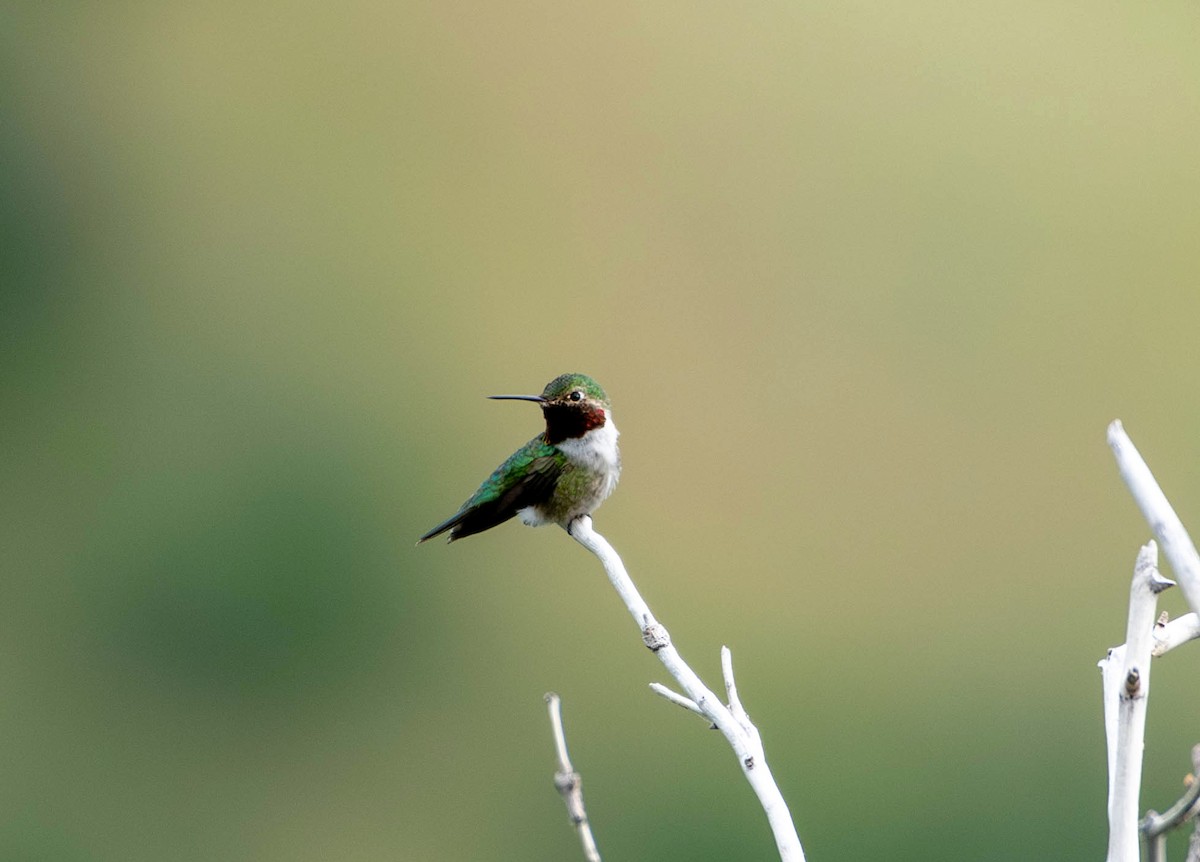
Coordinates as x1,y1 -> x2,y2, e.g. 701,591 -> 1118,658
4,2 -> 1200,859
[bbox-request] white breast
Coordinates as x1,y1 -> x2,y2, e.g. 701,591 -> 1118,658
556,415 -> 621,475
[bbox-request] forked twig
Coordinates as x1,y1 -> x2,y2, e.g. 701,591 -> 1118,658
569,516 -> 804,861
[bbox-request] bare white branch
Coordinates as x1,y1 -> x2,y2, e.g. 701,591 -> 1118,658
545,692 -> 601,862
568,516 -> 805,862
722,646 -> 748,727
1101,541 -> 1172,862
649,683 -> 705,717
1152,612 -> 1200,657
1108,420 -> 1200,617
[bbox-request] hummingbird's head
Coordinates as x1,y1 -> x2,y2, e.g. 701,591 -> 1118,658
489,373 -> 611,444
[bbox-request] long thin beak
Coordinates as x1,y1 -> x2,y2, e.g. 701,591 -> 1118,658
488,394 -> 547,403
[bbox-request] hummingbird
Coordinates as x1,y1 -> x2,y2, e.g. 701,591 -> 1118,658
418,373 -> 621,543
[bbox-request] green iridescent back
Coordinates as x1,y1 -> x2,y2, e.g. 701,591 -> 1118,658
465,436 -> 565,508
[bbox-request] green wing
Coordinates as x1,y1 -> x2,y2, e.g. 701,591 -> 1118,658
418,437 -> 565,543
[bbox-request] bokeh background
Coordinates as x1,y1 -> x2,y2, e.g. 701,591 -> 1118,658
5,2 -> 1200,860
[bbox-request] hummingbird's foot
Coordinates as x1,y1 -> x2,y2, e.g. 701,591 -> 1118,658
566,515 -> 592,538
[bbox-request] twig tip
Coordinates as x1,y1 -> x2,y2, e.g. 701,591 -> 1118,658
1151,573 -> 1177,594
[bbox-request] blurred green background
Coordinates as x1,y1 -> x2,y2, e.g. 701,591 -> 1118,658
4,2 -> 1200,859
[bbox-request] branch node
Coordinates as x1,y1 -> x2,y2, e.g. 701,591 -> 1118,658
642,621 -> 671,651
1125,667 -> 1141,697
554,771 -> 586,822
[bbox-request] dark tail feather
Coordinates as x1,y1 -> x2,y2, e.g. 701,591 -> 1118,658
416,502 -> 519,545
416,512 -> 466,544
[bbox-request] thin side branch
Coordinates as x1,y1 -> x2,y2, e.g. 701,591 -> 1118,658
568,516 -> 805,862
1108,420 -> 1200,617
649,683 -> 705,717
722,647 -> 748,726
1142,745 -> 1200,842
545,692 -> 601,862
1152,612 -> 1200,657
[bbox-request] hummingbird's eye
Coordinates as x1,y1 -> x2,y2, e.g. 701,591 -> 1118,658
569,390 -> 584,402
